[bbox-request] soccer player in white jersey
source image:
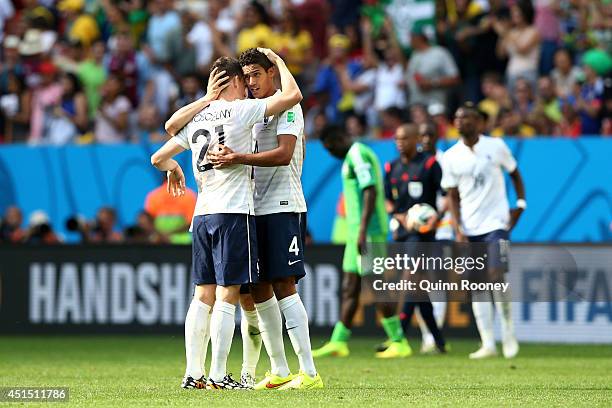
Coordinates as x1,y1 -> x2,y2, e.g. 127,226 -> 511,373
150,53 -> 302,389
166,48 -> 322,390
441,104 -> 526,359
210,48 -> 322,390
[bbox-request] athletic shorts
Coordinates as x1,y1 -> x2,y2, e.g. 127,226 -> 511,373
467,229 -> 509,272
255,212 -> 307,283
192,214 -> 258,287
343,234 -> 387,276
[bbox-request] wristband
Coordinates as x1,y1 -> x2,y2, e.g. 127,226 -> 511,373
516,199 -> 527,210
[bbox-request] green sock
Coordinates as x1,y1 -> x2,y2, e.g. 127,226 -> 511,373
381,315 -> 405,343
330,321 -> 351,343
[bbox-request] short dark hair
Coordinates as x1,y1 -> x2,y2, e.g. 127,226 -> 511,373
238,48 -> 273,70
319,125 -> 346,144
211,56 -> 244,81
515,0 -> 535,25
457,102 -> 480,117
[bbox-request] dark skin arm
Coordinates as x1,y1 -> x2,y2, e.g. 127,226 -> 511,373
208,135 -> 297,167
358,186 -> 376,255
508,168 -> 526,231
447,187 -> 467,242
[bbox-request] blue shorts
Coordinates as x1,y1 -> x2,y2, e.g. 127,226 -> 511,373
255,212 -> 307,283
192,214 -> 258,287
468,229 -> 509,271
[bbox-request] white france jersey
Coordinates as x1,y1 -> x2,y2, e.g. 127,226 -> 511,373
172,98 -> 266,215
440,135 -> 517,236
252,98 -> 307,215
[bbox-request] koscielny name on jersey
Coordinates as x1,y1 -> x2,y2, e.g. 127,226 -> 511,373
193,109 -> 232,122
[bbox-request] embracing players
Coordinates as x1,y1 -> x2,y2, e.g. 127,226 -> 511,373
163,48 -> 322,389
151,49 -> 304,389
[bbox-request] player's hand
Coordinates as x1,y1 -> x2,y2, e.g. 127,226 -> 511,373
455,229 -> 468,243
357,228 -> 368,255
208,145 -> 240,169
508,208 -> 523,231
205,67 -> 229,101
257,48 -> 282,65
166,165 -> 186,197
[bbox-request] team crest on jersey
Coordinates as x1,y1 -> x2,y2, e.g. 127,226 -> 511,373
408,181 -> 423,198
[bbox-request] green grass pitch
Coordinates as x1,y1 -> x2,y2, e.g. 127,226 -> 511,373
1,336 -> 610,407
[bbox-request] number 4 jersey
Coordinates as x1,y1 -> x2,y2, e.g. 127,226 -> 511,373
252,99 -> 307,216
172,98 -> 267,215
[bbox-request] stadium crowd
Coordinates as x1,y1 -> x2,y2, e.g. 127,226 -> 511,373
0,0 -> 610,145
0,0 -> 611,244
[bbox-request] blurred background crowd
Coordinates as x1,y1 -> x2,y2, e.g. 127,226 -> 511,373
0,0 -> 611,145
0,0 -> 611,244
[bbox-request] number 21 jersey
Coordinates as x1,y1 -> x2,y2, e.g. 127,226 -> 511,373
172,98 -> 267,215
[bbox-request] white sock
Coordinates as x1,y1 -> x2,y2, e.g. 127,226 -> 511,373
472,291 -> 495,350
492,290 -> 515,342
240,308 -> 262,378
209,301 -> 236,382
255,296 -> 290,377
432,301 -> 447,329
278,293 -> 317,377
201,317 -> 211,377
184,299 -> 211,379
415,308 -> 434,345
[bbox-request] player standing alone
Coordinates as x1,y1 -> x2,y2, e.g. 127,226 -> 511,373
151,54 -> 302,389
314,125 -> 411,359
441,104 -> 525,359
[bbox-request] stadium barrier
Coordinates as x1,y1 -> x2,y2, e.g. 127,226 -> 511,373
1,138 -> 611,243
0,244 -> 610,343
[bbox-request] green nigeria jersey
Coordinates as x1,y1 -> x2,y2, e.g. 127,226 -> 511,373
341,142 -> 388,239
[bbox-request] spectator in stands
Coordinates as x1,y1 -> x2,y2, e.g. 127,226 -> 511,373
574,62 -> 604,135
478,72 -> 510,129
0,73 -> 30,143
492,107 -> 536,138
57,0 -> 100,47
514,77 -> 535,121
41,72 -> 88,144
362,18 -> 407,114
551,48 -> 583,98
409,103 -> 430,128
105,28 -> 152,107
535,0 -> 561,75
172,72 -> 204,113
0,205 -> 25,243
77,39 -> 106,119
558,99 -> 582,138
94,73 -> 132,143
24,210 -> 61,244
29,61 -> 62,143
0,35 -> 23,94
236,1 -> 274,53
496,0 -> 541,90
535,75 -> 562,126
380,106 -> 405,139
428,103 -> 459,140
87,207 -> 123,243
437,0 -> 487,102
275,7 -> 314,91
124,210 -> 167,244
135,104 -> 165,143
183,9 -> 214,74
406,25 -> 460,108
345,112 -> 370,140
144,177 -> 196,244
313,33 -> 361,123
144,0 -> 180,64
